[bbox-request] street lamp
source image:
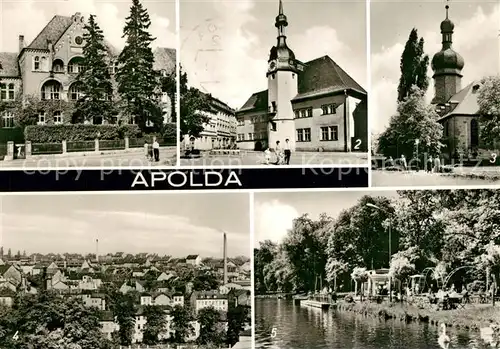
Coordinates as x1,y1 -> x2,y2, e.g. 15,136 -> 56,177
366,203 -> 393,302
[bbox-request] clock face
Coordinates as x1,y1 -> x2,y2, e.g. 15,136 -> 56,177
75,36 -> 83,45
269,60 -> 276,70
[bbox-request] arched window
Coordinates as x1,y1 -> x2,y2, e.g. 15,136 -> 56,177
41,80 -> 62,100
68,57 -> 84,74
52,59 -> 64,73
34,56 -> 40,71
470,119 -> 479,148
114,61 -> 119,74
68,82 -> 84,101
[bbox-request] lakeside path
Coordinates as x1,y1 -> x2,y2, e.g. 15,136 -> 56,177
333,300 -> 500,331
0,146 -> 177,168
372,168 -> 500,187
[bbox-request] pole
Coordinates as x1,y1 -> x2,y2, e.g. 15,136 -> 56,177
343,90 -> 348,152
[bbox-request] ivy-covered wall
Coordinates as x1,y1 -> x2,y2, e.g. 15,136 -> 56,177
25,124 -> 141,143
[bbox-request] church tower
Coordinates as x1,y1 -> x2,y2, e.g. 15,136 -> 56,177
431,3 -> 465,104
267,0 -> 299,150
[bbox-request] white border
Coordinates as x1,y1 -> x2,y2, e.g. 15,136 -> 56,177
366,0 -> 372,188
249,191 -> 256,349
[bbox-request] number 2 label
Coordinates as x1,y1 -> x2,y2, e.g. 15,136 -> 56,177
354,139 -> 362,150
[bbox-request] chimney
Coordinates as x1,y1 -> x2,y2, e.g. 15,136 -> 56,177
223,232 -> 228,284
96,239 -> 99,263
18,35 -> 24,54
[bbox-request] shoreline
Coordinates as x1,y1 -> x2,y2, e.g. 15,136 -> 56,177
332,301 -> 500,331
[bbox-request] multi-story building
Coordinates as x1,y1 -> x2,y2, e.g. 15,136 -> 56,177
0,12 -> 175,130
192,291 -> 229,314
236,0 -> 367,152
183,94 -> 237,150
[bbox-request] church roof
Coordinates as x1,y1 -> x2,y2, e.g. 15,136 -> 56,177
438,82 -> 481,121
237,55 -> 365,113
0,52 -> 19,77
27,15 -> 74,50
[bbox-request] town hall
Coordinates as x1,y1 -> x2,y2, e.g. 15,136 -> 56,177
236,0 -> 368,153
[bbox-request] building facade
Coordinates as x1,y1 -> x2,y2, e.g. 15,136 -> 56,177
0,13 -> 175,130
236,0 -> 367,152
183,94 -> 237,150
432,5 -> 497,159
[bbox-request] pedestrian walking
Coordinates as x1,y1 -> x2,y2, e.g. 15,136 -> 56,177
153,139 -> 160,162
284,138 -> 291,165
275,141 -> 284,165
400,154 -> 407,171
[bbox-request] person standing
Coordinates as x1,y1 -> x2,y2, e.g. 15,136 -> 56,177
275,141 -> 282,165
427,155 -> 433,173
284,139 -> 291,165
153,138 -> 160,162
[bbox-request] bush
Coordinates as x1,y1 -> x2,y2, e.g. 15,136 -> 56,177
162,122 -> 176,142
24,124 -> 141,143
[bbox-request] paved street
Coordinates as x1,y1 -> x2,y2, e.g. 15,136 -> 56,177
0,147 -> 177,168
372,168 -> 500,187
180,151 -> 368,166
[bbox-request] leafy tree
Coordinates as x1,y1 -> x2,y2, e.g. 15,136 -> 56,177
170,304 -> 193,343
179,66 -> 211,139
143,305 -> 166,344
378,87 -> 443,159
197,307 -> 225,346
254,240 -> 278,294
397,28 -> 429,102
389,254 -> 416,297
282,214 -> 331,292
113,292 -> 136,345
477,76 -> 500,148
193,271 -> 219,291
116,0 -> 162,131
75,14 -> 115,124
226,305 -> 249,347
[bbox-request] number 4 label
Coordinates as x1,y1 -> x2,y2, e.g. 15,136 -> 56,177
13,331 -> 19,340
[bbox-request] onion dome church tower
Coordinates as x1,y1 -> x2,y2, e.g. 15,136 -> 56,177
431,3 -> 465,104
266,0 -> 301,150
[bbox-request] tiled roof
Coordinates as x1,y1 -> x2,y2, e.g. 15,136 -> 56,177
0,53 -> 20,77
153,47 -> 176,75
438,82 -> 480,121
293,55 -> 366,101
27,15 -> 74,50
237,55 -> 366,112
238,90 -> 268,113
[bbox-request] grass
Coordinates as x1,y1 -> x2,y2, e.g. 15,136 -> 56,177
334,300 -> 500,331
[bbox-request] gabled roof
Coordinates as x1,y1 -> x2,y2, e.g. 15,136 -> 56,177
0,265 -> 13,274
0,53 -> 20,77
237,55 -> 366,113
293,55 -> 366,102
438,82 -> 480,121
27,15 -> 74,50
238,90 -> 268,113
153,47 -> 176,75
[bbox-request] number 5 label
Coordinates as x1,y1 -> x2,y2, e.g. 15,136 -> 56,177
271,327 -> 277,338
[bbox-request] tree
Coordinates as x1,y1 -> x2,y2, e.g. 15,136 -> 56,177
197,307 -> 225,346
179,66 -> 211,139
226,305 -> 249,347
116,0 -> 162,132
193,271 -> 219,291
397,28 -> 429,102
477,76 -> 500,148
389,254 -> 416,298
170,305 -> 193,343
113,292 -> 136,345
7,249 -> 11,259
75,14 -> 115,124
377,87 -> 443,159
143,305 -> 166,344
254,240 -> 278,294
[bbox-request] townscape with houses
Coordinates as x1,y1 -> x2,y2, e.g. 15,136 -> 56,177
0,234 -> 252,348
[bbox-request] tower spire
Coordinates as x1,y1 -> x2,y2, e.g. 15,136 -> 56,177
275,0 -> 288,38
279,0 -> 284,15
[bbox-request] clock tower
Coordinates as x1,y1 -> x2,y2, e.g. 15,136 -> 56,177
267,0 -> 299,151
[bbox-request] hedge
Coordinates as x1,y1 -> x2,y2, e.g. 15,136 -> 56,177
24,124 -> 142,143
0,128 -> 24,143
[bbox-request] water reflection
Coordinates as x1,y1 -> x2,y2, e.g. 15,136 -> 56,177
255,299 -> 488,349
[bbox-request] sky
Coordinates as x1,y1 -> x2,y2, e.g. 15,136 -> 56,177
179,0 -> 367,110
254,190 -> 399,245
0,193 -> 250,258
0,0 -> 176,53
371,0 -> 500,135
